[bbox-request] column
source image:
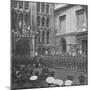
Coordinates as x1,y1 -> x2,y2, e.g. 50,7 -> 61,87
30,35 -> 35,57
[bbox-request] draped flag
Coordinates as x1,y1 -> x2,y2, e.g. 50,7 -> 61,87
18,13 -> 23,34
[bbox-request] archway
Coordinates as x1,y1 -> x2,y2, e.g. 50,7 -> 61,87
15,38 -> 30,56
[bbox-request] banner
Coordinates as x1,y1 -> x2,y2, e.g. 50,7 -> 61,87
18,13 -> 23,34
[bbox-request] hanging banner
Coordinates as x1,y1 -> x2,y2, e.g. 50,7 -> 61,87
18,13 -> 23,34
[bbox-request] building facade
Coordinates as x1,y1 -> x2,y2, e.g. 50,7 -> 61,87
54,4 -> 88,56
36,2 -> 55,55
11,0 -> 37,56
11,0 -> 55,56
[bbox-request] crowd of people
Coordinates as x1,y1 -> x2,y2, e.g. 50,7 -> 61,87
11,55 -> 87,90
11,61 -> 87,89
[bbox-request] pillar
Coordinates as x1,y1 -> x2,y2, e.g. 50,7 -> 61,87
30,35 -> 35,57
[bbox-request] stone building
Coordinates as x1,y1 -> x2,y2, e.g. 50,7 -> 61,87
54,4 -> 88,55
11,0 -> 37,56
36,2 -> 55,55
11,0 -> 55,56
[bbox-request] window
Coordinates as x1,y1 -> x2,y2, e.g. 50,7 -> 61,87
76,9 -> 85,31
12,1 -> 18,8
42,17 -> 45,27
38,36 -> 40,44
19,1 -> 23,9
37,16 -> 40,26
59,15 -> 66,33
41,3 -> 45,12
37,2 -> 40,12
47,31 -> 49,44
24,1 -> 29,10
46,4 -> 49,13
40,31 -> 42,43
37,31 -> 40,44
42,31 -> 45,43
24,13 -> 29,25
46,17 -> 49,27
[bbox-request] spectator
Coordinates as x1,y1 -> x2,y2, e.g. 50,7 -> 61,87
40,68 -> 50,81
67,75 -> 74,81
46,76 -> 55,86
29,72 -> 39,81
46,71 -> 55,87
54,79 -> 63,86
65,80 -> 73,86
50,71 -> 55,77
34,71 -> 40,77
42,67 -> 49,74
64,75 -> 74,86
78,75 -> 86,85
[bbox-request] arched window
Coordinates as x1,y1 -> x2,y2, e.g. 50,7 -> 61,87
59,15 -> 66,33
37,16 -> 40,26
46,17 -> 49,27
47,31 -> 49,44
46,4 -> 49,13
41,3 -> 45,12
24,1 -> 29,10
19,1 -> 23,9
38,31 -> 40,44
38,36 -> 40,44
24,13 -> 29,25
37,2 -> 40,12
76,9 -> 85,31
42,31 -> 45,44
12,1 -> 18,8
61,38 -> 66,53
42,17 -> 45,27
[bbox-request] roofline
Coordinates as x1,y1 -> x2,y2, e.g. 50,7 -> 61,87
54,4 -> 87,12
54,4 -> 75,12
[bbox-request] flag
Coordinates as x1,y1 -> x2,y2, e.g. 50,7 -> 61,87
17,13 -> 23,34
